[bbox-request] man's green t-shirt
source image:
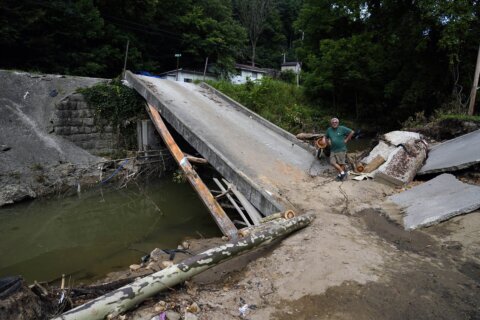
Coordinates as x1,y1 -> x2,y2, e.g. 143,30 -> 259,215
326,125 -> 353,153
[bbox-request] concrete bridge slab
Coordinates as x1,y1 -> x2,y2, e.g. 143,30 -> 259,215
125,72 -> 327,215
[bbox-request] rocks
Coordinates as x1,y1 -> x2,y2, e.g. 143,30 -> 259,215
146,262 -> 160,271
186,302 -> 200,313
129,264 -> 142,271
154,300 -> 166,312
0,144 -> 11,152
161,261 -> 174,268
0,184 -> 36,207
150,248 -> 164,261
184,312 -> 198,320
165,311 -> 181,320
180,240 -> 190,250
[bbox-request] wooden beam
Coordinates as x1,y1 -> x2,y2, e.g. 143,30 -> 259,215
184,153 -> 208,164
222,178 -> 262,225
213,178 -> 251,227
146,104 -> 238,240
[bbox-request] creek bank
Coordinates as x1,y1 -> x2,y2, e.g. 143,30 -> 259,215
407,117 -> 480,141
0,70 -> 174,206
0,70 -> 107,206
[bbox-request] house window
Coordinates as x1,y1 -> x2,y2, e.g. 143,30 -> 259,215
251,72 -> 257,79
184,78 -> 192,83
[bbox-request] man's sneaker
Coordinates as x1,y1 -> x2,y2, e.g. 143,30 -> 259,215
339,172 -> 347,181
335,173 -> 342,181
341,171 -> 349,181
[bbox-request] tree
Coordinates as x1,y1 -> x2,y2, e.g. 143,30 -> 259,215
236,0 -> 272,66
178,0 -> 247,75
295,0 -> 480,126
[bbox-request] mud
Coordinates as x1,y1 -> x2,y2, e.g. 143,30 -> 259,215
409,118 -> 480,141
272,264 -> 479,320
358,209 -> 437,256
269,210 -> 480,320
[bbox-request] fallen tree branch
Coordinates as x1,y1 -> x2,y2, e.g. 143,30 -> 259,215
52,214 -> 315,320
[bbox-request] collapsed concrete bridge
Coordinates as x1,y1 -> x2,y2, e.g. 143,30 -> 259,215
125,71 -> 326,230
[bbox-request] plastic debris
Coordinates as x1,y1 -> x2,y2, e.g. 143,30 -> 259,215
150,312 -> 166,320
239,304 -> 250,317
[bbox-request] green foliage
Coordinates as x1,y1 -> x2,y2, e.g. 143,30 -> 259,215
179,2 -> 247,73
403,109 -> 480,129
31,163 -> 44,171
402,111 -> 429,129
279,70 -> 297,84
296,0 -> 480,128
208,77 -> 331,133
172,170 -> 187,184
0,0 -> 247,77
79,80 -> 143,128
79,80 -> 145,149
437,114 -> 480,122
1,0 -> 478,131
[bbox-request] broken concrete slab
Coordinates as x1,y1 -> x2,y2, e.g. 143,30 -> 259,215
374,139 -> 428,186
389,174 -> 480,230
362,131 -> 422,164
418,129 -> 480,175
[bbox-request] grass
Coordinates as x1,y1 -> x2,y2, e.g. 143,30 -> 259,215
206,78 -> 333,133
437,114 -> 480,122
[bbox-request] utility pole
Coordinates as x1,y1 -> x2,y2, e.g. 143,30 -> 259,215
122,39 -> 129,79
203,57 -> 209,81
468,45 -> 480,115
283,52 -> 286,64
175,53 -> 182,81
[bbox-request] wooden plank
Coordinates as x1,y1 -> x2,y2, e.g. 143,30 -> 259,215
213,178 -> 251,227
146,104 -> 238,240
184,153 -> 208,164
222,178 -> 262,225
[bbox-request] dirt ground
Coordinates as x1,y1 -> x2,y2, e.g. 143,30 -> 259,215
120,171 -> 480,320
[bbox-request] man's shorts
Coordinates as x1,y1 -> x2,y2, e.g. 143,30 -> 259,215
330,151 -> 346,165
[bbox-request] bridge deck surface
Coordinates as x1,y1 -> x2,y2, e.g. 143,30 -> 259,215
132,75 -> 325,213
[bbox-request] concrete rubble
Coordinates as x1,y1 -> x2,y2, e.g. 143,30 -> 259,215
357,131 -> 427,185
418,129 -> 480,175
362,131 -> 422,164
389,173 -> 480,229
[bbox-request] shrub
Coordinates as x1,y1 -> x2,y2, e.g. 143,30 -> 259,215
79,79 -> 146,150
207,78 -> 331,133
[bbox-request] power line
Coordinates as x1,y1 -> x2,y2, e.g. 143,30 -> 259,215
101,14 -> 181,38
105,18 -> 181,41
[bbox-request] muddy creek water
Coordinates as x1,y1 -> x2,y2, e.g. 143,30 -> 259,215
0,178 -> 220,284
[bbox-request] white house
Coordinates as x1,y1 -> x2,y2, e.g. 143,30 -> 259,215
159,68 -> 217,82
230,63 -> 268,84
281,61 -> 301,74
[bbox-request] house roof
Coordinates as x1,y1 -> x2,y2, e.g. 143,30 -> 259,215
281,61 -> 301,67
158,68 -> 216,77
235,63 -> 268,73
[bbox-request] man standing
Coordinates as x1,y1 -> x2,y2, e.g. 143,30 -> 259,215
325,117 -> 354,181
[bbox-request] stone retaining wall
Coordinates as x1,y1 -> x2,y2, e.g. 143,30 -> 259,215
51,93 -> 116,155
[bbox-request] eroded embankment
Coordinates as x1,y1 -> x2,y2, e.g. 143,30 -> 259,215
0,70 -> 106,206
